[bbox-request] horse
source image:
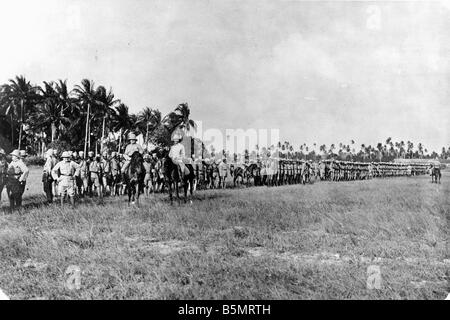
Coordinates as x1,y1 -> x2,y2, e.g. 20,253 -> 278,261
230,163 -> 248,187
231,163 -> 258,187
161,151 -> 196,204
122,151 -> 145,206
431,166 -> 441,184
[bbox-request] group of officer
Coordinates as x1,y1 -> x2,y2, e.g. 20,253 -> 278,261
41,133 -> 148,207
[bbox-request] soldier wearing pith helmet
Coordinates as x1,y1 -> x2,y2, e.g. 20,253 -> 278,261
52,151 -> 79,207
121,132 -> 144,174
169,126 -> 190,179
0,148 -> 8,202
6,149 -> 29,210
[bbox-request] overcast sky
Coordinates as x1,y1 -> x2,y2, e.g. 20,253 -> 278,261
0,0 -> 448,153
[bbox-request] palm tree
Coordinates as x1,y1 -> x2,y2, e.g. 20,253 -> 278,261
137,107 -> 162,143
376,142 -> 383,162
55,80 -> 76,119
31,81 -> 71,143
173,102 -> 197,132
400,140 -> 405,158
0,84 -> 18,145
417,143 -> 423,159
95,86 -> 119,152
73,79 -> 98,154
407,141 -> 414,158
3,76 -> 39,149
111,103 -> 133,151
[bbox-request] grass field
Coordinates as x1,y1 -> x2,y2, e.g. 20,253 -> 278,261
0,166 -> 448,299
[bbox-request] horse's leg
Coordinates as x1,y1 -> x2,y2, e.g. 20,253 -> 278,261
183,178 -> 188,203
135,183 -> 140,206
8,188 -> 15,211
175,180 -> 181,203
128,184 -> 132,205
166,177 -> 172,204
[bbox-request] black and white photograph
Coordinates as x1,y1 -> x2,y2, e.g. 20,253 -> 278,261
0,0 -> 449,303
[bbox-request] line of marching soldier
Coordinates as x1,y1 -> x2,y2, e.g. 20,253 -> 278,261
315,160 -> 429,181
189,157 -> 432,189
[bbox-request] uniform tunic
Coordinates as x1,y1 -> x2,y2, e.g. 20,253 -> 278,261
7,159 -> 29,182
89,160 -> 103,187
110,158 -> 120,176
218,162 -> 228,178
169,143 -> 189,174
52,160 -> 79,197
42,156 -> 57,201
101,158 -> 110,185
121,143 -> 144,173
143,161 -> 152,185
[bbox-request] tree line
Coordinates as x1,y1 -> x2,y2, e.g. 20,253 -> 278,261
0,75 -> 449,162
0,75 -> 196,156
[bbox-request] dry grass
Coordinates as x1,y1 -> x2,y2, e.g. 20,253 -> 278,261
0,167 -> 448,299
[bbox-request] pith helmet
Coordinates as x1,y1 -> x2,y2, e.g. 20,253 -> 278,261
88,151 -> 94,157
62,151 -> 71,158
78,151 -> 84,157
10,149 -> 21,158
128,133 -> 137,141
19,150 -> 27,157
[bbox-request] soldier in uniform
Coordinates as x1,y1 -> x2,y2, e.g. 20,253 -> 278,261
0,148 -> 8,203
72,151 -> 83,197
52,151 -> 79,207
168,129 -> 190,180
100,151 -> 111,196
218,158 -> 228,189
6,149 -> 29,210
89,153 -> 104,198
42,148 -> 57,203
121,133 -> 144,175
78,151 -> 90,197
109,152 -> 121,196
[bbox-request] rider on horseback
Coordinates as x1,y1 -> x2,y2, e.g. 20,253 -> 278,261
121,133 -> 144,175
169,127 -> 190,180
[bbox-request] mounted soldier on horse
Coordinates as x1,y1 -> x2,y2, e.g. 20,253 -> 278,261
162,127 -> 195,204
